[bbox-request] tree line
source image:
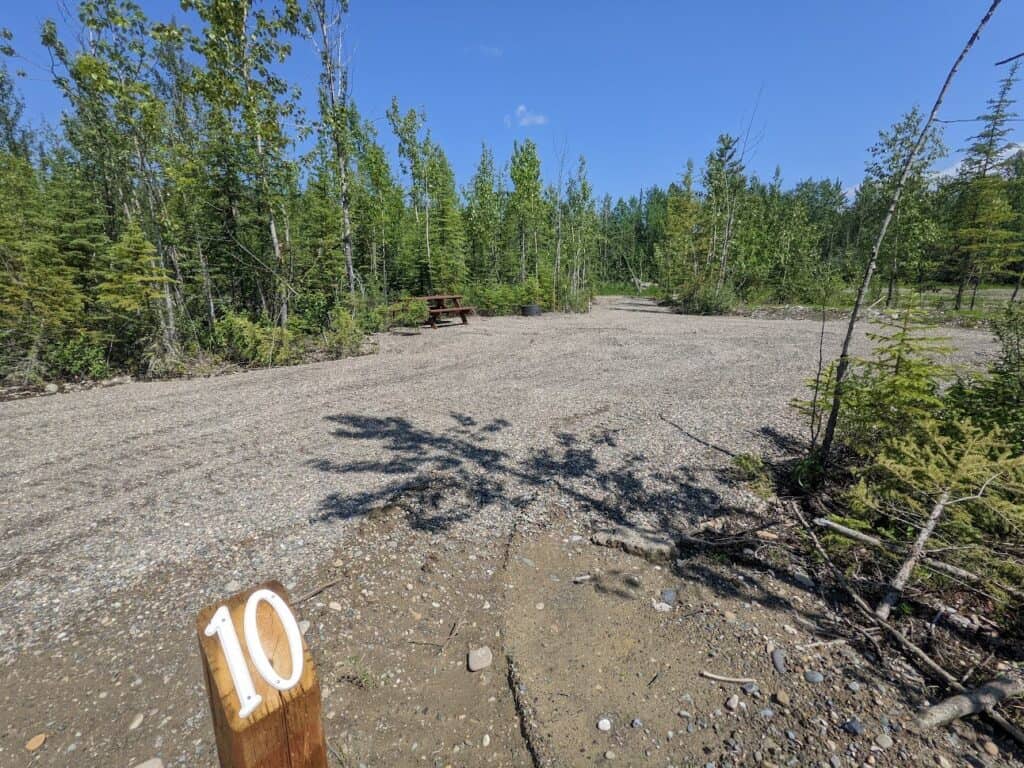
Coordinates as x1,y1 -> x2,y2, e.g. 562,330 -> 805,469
0,0 -> 1021,382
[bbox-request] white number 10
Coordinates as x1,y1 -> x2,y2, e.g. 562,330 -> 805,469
204,589 -> 305,718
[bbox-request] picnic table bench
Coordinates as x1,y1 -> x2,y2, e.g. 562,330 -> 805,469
415,294 -> 475,328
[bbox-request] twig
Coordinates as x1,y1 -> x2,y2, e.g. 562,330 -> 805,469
700,671 -> 757,685
790,501 -> 1024,747
295,575 -> 347,605
996,51 -> 1024,66
812,514 -> 1024,600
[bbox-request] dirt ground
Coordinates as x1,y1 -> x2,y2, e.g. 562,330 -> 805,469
0,298 -> 1010,767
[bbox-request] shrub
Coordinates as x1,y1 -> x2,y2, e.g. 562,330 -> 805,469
43,333 -> 109,379
674,280 -> 736,315
388,298 -> 429,328
214,312 -> 300,366
325,307 -> 365,356
466,283 -> 524,316
949,303 -> 1024,450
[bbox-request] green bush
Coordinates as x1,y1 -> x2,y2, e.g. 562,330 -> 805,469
326,307 -> 365,356
949,303 -> 1024,450
214,312 -> 300,366
674,280 -> 736,315
43,333 -> 109,379
388,298 -> 429,328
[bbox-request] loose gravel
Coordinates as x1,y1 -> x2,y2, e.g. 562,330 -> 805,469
0,297 -> 995,766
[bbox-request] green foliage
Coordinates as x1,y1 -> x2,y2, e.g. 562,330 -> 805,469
388,298 -> 429,328
949,303 -> 1024,450
4,1 -> 1023,382
465,282 -> 541,316
325,307 -> 364,356
213,312 -> 300,367
847,417 -> 1024,614
42,333 -> 109,379
836,312 -> 950,457
732,452 -> 773,497
674,280 -> 736,315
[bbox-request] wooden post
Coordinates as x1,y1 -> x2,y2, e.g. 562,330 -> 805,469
197,581 -> 327,768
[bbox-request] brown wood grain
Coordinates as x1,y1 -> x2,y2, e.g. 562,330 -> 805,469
197,581 -> 327,768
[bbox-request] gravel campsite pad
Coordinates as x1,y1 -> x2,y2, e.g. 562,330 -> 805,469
0,298 -> 1006,767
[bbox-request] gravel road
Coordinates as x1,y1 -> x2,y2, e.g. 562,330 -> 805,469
0,298 -> 995,766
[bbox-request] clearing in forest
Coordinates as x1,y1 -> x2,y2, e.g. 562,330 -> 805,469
0,298 -> 1003,767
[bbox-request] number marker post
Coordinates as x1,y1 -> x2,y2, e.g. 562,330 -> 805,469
197,581 -> 327,768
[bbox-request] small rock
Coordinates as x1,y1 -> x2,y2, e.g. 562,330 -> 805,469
134,760 -> 164,768
759,707 -> 775,719
129,713 -> 144,731
597,718 -> 612,732
604,750 -> 616,760
934,755 -> 953,768
982,741 -> 999,757
631,718 -> 643,728
25,733 -> 46,751
741,682 -> 759,696
677,710 -> 692,719
725,695 -> 739,711
660,588 -> 678,605
535,602 -> 545,610
328,601 -> 342,612
875,734 -> 894,750
829,756 -> 843,768
774,690 -> 790,706
804,670 -> 824,684
468,646 -> 493,672
482,734 -> 490,748
843,719 -> 865,736
225,580 -> 241,593
771,648 -> 788,675
847,681 -> 861,693
44,383 -> 59,394
652,601 -> 672,613
298,620 -> 311,634
723,610 -> 738,623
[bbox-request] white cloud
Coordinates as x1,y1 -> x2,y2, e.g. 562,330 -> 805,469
513,104 -> 548,127
475,44 -> 503,58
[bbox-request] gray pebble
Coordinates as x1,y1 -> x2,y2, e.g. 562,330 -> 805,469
803,670 -> 824,684
468,646 -> 493,672
843,719 -> 865,736
771,648 -> 787,674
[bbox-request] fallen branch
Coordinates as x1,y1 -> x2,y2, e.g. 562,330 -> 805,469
789,501 -> 1024,747
915,677 -> 1024,730
813,516 -> 1024,600
877,489 -> 950,621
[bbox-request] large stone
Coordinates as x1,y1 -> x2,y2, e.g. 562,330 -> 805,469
468,646 -> 493,672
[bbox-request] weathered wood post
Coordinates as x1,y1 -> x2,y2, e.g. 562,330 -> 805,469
197,581 -> 327,768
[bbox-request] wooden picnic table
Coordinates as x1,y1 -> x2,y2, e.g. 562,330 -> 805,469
414,294 -> 476,328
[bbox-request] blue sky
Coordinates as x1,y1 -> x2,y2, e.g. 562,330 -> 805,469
4,1 -> 1023,198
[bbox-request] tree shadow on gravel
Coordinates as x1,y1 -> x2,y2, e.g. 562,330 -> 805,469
309,412 -> 745,536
